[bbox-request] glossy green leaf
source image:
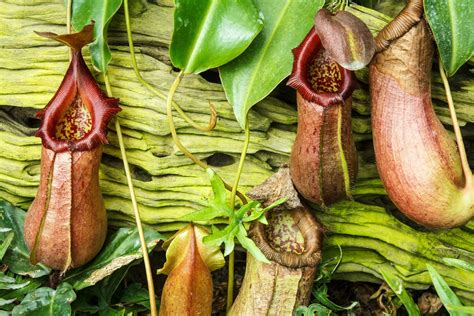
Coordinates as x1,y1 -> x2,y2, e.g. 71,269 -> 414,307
380,268 -> 420,316
295,304 -> 332,316
0,273 -> 30,290
0,201 -> 50,278
12,282 -> 76,316
424,0 -> 474,76
426,264 -> 468,316
220,0 -> 324,128
236,225 -> 270,263
170,0 -> 263,74
71,0 -> 123,73
119,283 -> 153,309
0,298 -> 15,307
446,305 -> 474,313
63,227 -> 162,290
0,278 -> 43,302
443,258 -> 474,272
0,230 -> 14,261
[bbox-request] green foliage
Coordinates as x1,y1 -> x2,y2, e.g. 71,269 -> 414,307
71,0 -> 123,73
443,258 -> 474,272
0,201 -> 50,278
180,169 -> 286,263
380,268 -> 420,316
424,0 -> 474,76
0,229 -> 13,261
72,266 -> 153,315
0,273 -> 30,291
426,264 -> 468,316
297,248 -> 359,314
119,282 -> 154,309
63,227 -> 162,290
170,0 -> 263,74
220,0 -> 324,128
445,305 -> 474,313
11,282 -> 76,316
295,303 -> 333,316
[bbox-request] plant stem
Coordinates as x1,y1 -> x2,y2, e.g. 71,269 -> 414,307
104,74 -> 158,316
439,62 -> 472,189
226,120 -> 251,311
66,0 -> 72,60
165,71 -> 247,204
123,0 -> 216,132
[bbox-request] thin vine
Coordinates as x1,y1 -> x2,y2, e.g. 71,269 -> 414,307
103,75 -> 158,316
66,1 -> 157,314
227,120 -> 251,311
123,0 -> 247,204
439,61 -> 473,189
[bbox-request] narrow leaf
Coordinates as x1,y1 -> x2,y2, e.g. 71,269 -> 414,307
207,168 -> 228,208
220,0 -> 324,128
426,264 -> 467,316
71,0 -> 123,73
236,225 -> 270,263
445,305 -> 474,313
380,268 -> 420,316
0,231 -> 14,261
424,0 -> 474,76
179,207 -> 225,222
170,0 -> 263,74
443,258 -> 474,272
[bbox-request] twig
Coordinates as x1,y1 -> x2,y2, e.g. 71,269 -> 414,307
104,74 -> 158,316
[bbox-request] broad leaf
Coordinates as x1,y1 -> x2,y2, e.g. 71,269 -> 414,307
71,0 -> 123,73
380,268 -> 420,316
170,0 -> 263,74
12,282 -> 76,316
63,227 -> 162,290
427,264 -> 467,316
220,0 -> 324,128
0,201 -> 50,278
424,0 -> 474,76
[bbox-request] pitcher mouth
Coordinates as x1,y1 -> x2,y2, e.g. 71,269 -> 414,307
35,51 -> 120,153
250,206 -> 322,268
287,27 -> 356,107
